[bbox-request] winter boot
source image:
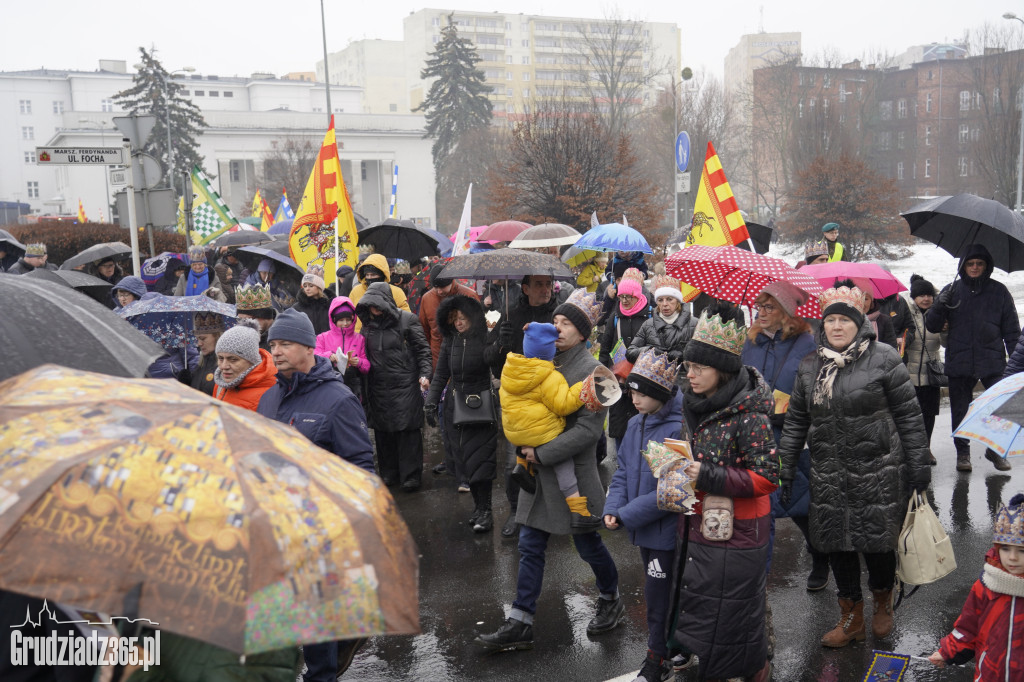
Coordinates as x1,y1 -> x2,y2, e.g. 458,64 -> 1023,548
475,617 -> 533,653
870,588 -> 895,638
472,484 -> 493,533
586,597 -> 624,635
567,495 -> 603,531
820,598 -> 865,648
765,599 -> 776,661
806,551 -> 830,591
985,449 -> 1012,471
956,447 -> 972,472
511,451 -> 537,494
632,650 -> 673,682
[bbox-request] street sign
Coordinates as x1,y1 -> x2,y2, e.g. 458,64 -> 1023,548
110,168 -> 128,187
35,147 -> 124,165
676,172 -> 691,194
115,188 -> 177,227
113,114 -> 157,148
675,131 -> 690,173
132,153 -> 164,190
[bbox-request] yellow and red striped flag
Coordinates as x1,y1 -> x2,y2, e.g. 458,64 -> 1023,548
680,142 -> 750,301
259,195 -> 274,232
77,199 -> 87,223
251,190 -> 263,218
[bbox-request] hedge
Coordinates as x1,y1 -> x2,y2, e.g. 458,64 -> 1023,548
4,222 -> 187,268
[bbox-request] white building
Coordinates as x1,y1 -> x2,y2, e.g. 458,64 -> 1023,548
1,60 -> 435,228
317,40 -> 410,115
724,32 -> 802,95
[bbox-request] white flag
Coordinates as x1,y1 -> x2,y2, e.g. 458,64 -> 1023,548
452,184 -> 473,256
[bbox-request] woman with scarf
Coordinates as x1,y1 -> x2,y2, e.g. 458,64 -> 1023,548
625,275 -> 697,385
174,246 -> 223,297
896,274 -> 945,463
776,280 -> 931,648
598,267 -> 652,449
212,320 -> 278,411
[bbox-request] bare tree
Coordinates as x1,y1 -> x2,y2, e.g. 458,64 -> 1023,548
257,137 -> 319,211
435,125 -> 508,231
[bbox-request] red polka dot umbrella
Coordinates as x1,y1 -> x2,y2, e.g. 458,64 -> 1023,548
665,245 -> 824,318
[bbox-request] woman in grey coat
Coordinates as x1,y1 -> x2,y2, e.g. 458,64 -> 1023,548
897,274 -> 946,462
625,275 -> 696,388
777,280 -> 931,649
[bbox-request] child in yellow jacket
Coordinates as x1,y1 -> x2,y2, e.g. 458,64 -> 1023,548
500,322 -> 602,530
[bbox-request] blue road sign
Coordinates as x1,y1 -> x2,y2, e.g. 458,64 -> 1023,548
675,132 -> 690,173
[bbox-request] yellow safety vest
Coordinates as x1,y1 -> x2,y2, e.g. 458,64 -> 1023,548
827,241 -> 844,262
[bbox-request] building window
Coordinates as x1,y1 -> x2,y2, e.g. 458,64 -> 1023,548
523,88 -> 530,98
897,131 -> 906,149
504,21 -> 511,30
925,159 -> 931,177
230,161 -> 241,183
194,90 -> 204,96
994,87 -> 1002,109
823,97 -> 829,115
24,151 -> 33,164
181,90 -> 190,95
506,55 -> 513,64
926,93 -> 932,113
960,90 -> 970,111
389,103 -> 397,112
19,100 -> 31,114
27,181 -> 39,198
522,39 -> 529,47
809,97 -> 816,111
838,87 -> 846,103
879,101 -> 893,120
432,17 -> 440,26
209,90 -> 219,97
101,99 -> 113,112
798,101 -> 804,118
522,56 -> 530,65
878,131 -> 892,150
839,113 -> 846,123
52,100 -> 64,114
973,91 -> 983,109
959,156 -> 968,176
959,124 -> 969,143
799,72 -> 805,86
522,72 -> 530,81
432,35 -> 440,44
928,70 -> 933,80
21,127 -> 33,140
506,88 -> 513,97
823,74 -> 832,89
897,162 -> 904,180
897,99 -> 907,118
505,38 -> 512,47
925,125 -> 932,146
506,71 -> 512,80
224,91 -> 233,98
971,127 -> 980,142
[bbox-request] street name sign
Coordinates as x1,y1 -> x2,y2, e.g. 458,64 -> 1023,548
36,147 -> 125,165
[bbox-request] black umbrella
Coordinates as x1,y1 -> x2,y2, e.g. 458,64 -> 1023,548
235,242 -> 302,306
901,193 -> 1024,272
439,249 -> 573,319
60,242 -> 133,270
0,228 -> 25,254
24,268 -> 115,306
0,275 -> 165,381
736,222 -> 773,255
358,219 -> 440,262
209,230 -> 274,249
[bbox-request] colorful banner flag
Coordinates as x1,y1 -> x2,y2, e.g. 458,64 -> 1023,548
77,199 -> 87,223
388,165 -> 398,218
259,196 -> 274,232
274,189 -> 295,222
289,116 -> 358,284
251,190 -> 263,218
680,142 -> 751,301
862,650 -> 909,681
450,184 -> 473,257
186,166 -> 240,245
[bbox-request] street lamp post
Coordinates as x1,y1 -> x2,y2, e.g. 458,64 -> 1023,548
1003,12 -> 1024,213
79,119 -> 111,221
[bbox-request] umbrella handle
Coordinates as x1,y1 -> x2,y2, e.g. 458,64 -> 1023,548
945,272 -> 962,310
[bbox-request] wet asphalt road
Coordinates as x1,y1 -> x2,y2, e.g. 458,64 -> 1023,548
344,404 -> 1021,682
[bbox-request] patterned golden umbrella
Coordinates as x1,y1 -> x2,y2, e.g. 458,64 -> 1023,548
0,365 -> 419,655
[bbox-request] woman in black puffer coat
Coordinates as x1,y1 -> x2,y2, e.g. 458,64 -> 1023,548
598,269 -> 652,446
356,282 -> 433,491
777,280 -> 931,649
626,276 -> 696,388
424,295 -> 498,532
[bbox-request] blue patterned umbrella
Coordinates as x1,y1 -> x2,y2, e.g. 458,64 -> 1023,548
572,222 -> 652,254
953,373 -> 1024,458
118,294 -> 236,350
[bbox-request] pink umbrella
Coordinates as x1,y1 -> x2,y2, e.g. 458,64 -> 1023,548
665,245 -> 824,318
800,262 -> 907,299
477,220 -> 532,242
450,226 -> 499,245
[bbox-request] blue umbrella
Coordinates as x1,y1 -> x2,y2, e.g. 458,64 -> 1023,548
118,293 -> 236,350
268,219 -> 293,235
572,222 -> 652,254
953,373 -> 1024,458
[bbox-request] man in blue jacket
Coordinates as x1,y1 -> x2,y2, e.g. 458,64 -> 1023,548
926,244 -> 1018,472
256,307 -> 376,682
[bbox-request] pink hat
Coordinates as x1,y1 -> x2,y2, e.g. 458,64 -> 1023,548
618,277 -> 642,298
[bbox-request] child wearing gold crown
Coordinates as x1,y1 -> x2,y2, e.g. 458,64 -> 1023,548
500,322 -> 620,530
928,493 -> 1024,675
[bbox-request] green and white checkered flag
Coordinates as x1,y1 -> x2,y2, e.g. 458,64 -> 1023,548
189,165 -> 238,245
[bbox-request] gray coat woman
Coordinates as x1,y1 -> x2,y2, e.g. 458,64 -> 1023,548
898,275 -> 946,453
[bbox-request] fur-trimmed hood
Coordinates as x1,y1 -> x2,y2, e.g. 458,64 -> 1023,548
437,294 -> 487,339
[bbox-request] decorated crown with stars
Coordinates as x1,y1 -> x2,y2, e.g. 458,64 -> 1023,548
691,307 -> 746,357
234,283 -> 273,311
993,494 -> 1024,548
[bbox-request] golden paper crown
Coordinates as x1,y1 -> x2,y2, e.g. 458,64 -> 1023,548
819,285 -> 867,316
193,312 -> 226,335
235,283 -> 273,311
692,309 -> 746,356
804,240 -> 829,259
631,348 -> 680,390
25,243 -> 47,257
563,287 -> 603,327
651,274 -> 680,292
994,496 -> 1024,547
622,267 -> 645,286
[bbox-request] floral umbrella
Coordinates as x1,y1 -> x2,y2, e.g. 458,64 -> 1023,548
0,365 -> 420,654
953,372 -> 1024,458
118,293 -> 237,350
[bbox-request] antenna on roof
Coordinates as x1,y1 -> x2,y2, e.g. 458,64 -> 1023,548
758,6 -> 765,33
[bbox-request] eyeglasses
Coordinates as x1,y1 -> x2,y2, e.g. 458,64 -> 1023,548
965,260 -> 986,268
683,361 -> 710,375
754,303 -> 777,313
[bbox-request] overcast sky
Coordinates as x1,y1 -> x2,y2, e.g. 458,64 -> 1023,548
2,0 -> 1018,80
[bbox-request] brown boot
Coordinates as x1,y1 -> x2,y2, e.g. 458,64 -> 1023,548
821,597 -> 865,648
871,588 -> 895,638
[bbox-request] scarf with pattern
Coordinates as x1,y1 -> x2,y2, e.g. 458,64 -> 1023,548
812,338 -> 870,405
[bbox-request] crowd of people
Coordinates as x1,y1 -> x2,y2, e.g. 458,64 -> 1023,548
2,220 -> 1023,682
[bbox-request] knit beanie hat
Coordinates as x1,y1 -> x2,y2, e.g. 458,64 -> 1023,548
216,318 -> 262,366
430,261 -> 453,289
909,274 -> 936,299
111,275 -> 147,300
188,245 -> 206,264
302,264 -> 325,290
553,288 -> 602,340
993,493 -> 1024,548
760,280 -> 808,318
523,323 -> 559,361
267,308 -> 317,348
821,222 -> 840,233
612,260 -> 631,279
683,301 -> 746,374
617,277 -> 642,299
627,348 -> 679,404
819,279 -> 866,328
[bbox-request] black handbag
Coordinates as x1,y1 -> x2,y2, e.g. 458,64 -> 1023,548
452,388 -> 497,426
925,359 -> 948,387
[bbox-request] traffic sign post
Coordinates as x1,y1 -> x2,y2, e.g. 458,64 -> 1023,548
123,140 -> 141,277
36,147 -> 125,165
676,172 -> 691,194
675,132 -> 690,173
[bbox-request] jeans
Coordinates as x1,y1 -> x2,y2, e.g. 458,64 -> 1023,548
510,525 -> 619,624
949,374 -> 1001,456
829,551 -> 897,601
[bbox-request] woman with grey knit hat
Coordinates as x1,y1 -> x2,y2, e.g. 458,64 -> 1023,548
212,319 -> 277,411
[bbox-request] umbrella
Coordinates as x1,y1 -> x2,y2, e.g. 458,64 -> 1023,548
359,219 -> 441,262
142,251 -> 186,290
24,268 -> 115,306
0,364 -> 420,655
561,246 -> 602,268
0,228 -> 25,256
665,245 -> 825,317
0,276 -> 164,381
800,262 -> 908,300
60,241 -> 133,271
736,222 -> 773,255
477,220 -> 532,243
210,230 -> 274,248
119,293 -> 237,350
509,223 -> 582,249
267,219 -> 293,236
952,373 -> 1024,458
901,193 -> 1024,273
572,222 -> 653,254
438,248 -> 574,281
236,241 -> 303,275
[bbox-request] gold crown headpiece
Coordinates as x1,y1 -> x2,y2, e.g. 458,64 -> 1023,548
193,312 -> 226,335
563,287 -> 603,327
630,348 -> 680,390
819,285 -> 867,315
692,308 -> 746,356
234,283 -> 273,311
993,497 -> 1024,547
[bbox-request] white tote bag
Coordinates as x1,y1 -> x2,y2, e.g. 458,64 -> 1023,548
896,492 -> 957,585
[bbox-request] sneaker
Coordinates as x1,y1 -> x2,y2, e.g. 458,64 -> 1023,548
458,482 -> 471,493
473,510 -> 493,533
985,450 -> 1012,471
586,597 -> 624,635
468,508 -> 482,525
475,617 -> 533,653
570,512 -> 604,531
510,463 -> 536,494
956,452 -> 972,472
671,652 -> 697,671
432,462 -> 447,475
500,512 -> 520,539
401,479 -> 421,492
632,652 -> 672,682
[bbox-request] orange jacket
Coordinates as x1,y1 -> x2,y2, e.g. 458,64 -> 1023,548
213,349 -> 278,411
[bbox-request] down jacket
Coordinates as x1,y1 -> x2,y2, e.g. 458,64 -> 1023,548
356,282 -> 432,432
213,348 -> 277,411
777,319 -> 932,554
291,289 -> 334,336
600,303 -> 653,439
672,367 -> 778,681
349,254 -> 411,330
901,301 -> 946,387
938,547 -> 1024,680
314,297 -> 370,374
926,243 -> 1019,379
603,390 -> 683,551
625,309 -> 698,377
499,353 -> 584,448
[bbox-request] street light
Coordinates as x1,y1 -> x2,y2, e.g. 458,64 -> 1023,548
1003,12 -> 1024,213
79,119 -> 111,221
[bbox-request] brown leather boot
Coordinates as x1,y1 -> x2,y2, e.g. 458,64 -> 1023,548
871,588 -> 895,638
821,597 -> 865,648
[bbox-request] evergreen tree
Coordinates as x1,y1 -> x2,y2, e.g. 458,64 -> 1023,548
415,16 -> 493,172
113,48 -> 208,197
